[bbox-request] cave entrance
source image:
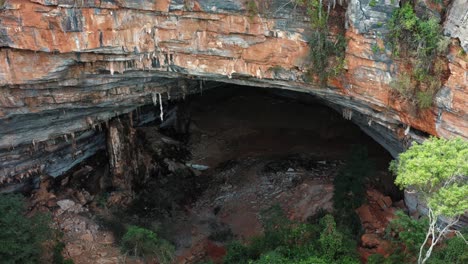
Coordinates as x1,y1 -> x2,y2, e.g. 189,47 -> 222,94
53,83 -> 403,263
121,84 -> 401,258
182,85 -> 393,177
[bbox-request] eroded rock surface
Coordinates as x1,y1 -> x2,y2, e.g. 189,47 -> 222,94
0,0 -> 466,182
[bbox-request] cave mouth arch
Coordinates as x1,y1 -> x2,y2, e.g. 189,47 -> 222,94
89,83 -> 404,260
0,81 -> 408,263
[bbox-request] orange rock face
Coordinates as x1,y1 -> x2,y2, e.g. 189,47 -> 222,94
356,189 -> 397,262
0,0 -> 466,180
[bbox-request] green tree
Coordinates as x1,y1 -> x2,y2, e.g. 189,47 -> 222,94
0,193 -> 52,264
390,137 -> 468,264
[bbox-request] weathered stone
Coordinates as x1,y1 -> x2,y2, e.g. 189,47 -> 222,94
444,0 -> 468,52
0,0 -> 466,183
57,199 -> 76,211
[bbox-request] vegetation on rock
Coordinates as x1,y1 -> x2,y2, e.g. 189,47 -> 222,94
388,2 -> 449,110
296,0 -> 347,85
246,0 -> 259,20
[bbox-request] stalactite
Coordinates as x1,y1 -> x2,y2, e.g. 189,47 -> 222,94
404,125 -> 411,136
158,92 -> 164,121
342,108 -> 353,120
110,61 -> 114,75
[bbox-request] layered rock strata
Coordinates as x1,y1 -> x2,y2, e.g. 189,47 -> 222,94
0,0 -> 466,182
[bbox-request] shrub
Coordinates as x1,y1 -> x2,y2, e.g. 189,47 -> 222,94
417,90 -> 435,109
0,193 -> 52,264
428,228 -> 468,264
386,211 -> 428,257
121,225 -> 175,263
390,73 -> 413,100
382,211 -> 468,264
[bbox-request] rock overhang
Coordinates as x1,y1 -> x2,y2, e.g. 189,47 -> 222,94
0,0 -> 466,182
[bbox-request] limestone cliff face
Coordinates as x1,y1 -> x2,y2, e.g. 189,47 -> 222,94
0,0 -> 467,182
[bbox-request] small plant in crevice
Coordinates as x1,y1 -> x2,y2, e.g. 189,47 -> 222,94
371,43 -> 385,55
296,0 -> 347,85
387,2 -> 450,111
246,0 -> 259,21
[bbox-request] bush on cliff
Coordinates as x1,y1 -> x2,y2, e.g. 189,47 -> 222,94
0,193 -> 52,264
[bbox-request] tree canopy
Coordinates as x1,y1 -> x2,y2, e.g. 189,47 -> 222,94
391,137 -> 468,217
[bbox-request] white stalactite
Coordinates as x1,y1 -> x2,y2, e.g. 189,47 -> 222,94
158,93 -> 164,121
110,61 -> 114,75
152,93 -> 158,106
